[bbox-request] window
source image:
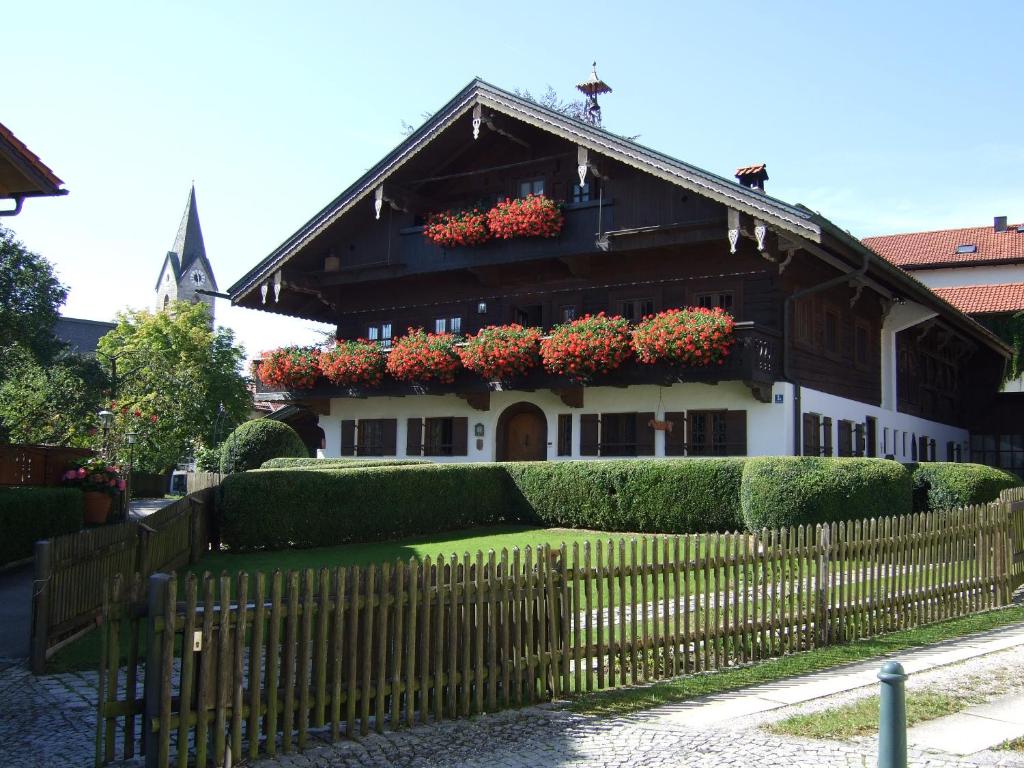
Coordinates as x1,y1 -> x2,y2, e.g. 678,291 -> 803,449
822,417 -> 833,457
955,244 -> 977,254
837,420 -> 854,457
795,298 -> 813,346
518,178 -> 545,198
340,419 -> 397,456
406,417 -> 469,457
367,322 -> 392,349
579,413 -> 655,457
619,298 -> 655,321
803,413 -> 821,456
571,182 -> 591,203
450,316 -> 462,334
689,410 -> 747,456
824,309 -> 840,354
599,413 -> 638,456
513,305 -> 543,326
434,318 -> 447,334
560,305 -> 577,323
697,292 -> 734,313
557,414 -> 572,456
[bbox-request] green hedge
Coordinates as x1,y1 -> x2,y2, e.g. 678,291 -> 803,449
220,464 -> 516,550
0,487 -> 83,566
740,457 -> 912,530
259,457 -> 429,470
220,419 -> 308,474
503,458 -> 745,533
907,462 -> 1019,512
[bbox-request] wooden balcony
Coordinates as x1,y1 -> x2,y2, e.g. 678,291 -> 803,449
254,323 -> 782,408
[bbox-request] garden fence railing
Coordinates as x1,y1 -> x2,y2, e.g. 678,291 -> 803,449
96,491 -> 1024,768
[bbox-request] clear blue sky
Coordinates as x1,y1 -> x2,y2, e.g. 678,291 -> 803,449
5,1 -> 1022,361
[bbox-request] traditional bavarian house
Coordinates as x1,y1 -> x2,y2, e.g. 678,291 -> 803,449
228,78 -> 1008,463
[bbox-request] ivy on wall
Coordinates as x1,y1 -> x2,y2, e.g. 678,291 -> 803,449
979,312 -> 1024,380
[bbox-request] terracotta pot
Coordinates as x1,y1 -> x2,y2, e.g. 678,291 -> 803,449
83,490 -> 112,525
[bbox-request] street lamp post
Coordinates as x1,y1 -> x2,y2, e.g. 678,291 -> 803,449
97,409 -> 115,459
126,432 -> 137,516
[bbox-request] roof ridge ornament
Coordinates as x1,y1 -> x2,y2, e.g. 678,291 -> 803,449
576,62 -> 611,126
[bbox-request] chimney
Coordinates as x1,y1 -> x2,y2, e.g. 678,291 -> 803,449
735,164 -> 769,193
995,215 -> 1008,233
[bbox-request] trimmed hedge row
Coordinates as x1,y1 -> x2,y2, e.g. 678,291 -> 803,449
0,487 -> 83,566
907,462 -> 1019,512
221,464 -> 515,550
260,457 -> 429,470
740,457 -> 912,530
504,458 -> 745,533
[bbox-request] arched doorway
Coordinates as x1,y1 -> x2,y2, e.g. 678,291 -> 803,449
496,402 -> 548,461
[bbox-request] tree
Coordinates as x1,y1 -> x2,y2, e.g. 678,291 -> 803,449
97,301 -> 252,472
0,225 -> 67,368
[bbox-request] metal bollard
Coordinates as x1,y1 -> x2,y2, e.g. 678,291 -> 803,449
877,660 -> 908,768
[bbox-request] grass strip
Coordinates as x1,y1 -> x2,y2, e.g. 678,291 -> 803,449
569,604 -> 1024,717
765,691 -> 970,739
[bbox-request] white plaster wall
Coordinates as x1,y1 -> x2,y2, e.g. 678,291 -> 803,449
910,264 -> 1024,289
799,386 -> 969,462
320,380 -> 791,461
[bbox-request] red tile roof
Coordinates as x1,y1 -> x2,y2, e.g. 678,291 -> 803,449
864,223 -> 1024,269
931,282 -> 1024,315
0,121 -> 65,197
734,163 -> 766,177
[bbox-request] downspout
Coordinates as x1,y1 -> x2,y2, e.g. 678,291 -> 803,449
782,249 -> 869,455
0,195 -> 24,217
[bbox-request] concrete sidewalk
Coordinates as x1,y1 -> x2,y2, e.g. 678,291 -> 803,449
907,691 -> 1024,755
629,620 -> 1024,729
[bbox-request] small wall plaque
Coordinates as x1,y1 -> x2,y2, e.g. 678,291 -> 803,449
774,394 -> 784,404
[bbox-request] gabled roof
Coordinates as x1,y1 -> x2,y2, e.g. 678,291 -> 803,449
53,317 -> 116,356
931,283 -> 1024,315
864,223 -> 1024,270
229,78 -> 821,301
0,121 -> 66,200
155,186 -> 217,291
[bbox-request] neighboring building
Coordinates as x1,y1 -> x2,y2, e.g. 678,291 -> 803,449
865,219 -> 1024,472
227,77 -> 1010,464
155,185 -> 218,323
53,317 -> 116,356
0,121 -> 66,216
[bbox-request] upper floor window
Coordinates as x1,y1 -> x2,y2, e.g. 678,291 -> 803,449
571,182 -> 591,203
560,305 -> 577,323
434,317 -> 462,335
697,292 -> 734,313
619,298 -> 654,322
518,178 -> 545,198
367,322 -> 393,350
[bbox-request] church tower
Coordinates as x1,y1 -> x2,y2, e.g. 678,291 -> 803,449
155,185 -> 218,323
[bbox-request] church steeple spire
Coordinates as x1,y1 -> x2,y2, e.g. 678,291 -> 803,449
155,184 -> 217,323
171,184 -> 207,275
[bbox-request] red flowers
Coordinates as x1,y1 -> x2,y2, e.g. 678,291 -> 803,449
540,312 -> 633,381
319,339 -> 386,388
458,324 -> 541,381
423,194 -> 564,248
385,328 -> 462,384
424,208 -> 490,248
631,307 -> 736,367
255,346 -> 321,389
487,194 -> 563,239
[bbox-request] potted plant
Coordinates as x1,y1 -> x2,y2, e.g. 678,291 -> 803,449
319,339 -> 386,388
540,312 -> 632,380
424,208 -> 490,248
63,457 -> 125,524
631,306 -> 736,367
486,194 -> 564,239
253,346 -> 321,389
385,328 -> 462,384
458,324 -> 542,381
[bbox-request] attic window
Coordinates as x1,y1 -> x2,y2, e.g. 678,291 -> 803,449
1017,225 -> 1024,233
955,244 -> 977,254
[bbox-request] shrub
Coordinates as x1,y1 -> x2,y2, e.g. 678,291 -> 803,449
254,346 -> 320,389
319,340 -> 386,388
457,324 -> 541,381
259,457 -> 429,469
907,462 -> 1020,512
504,458 -> 746,533
385,329 -> 461,384
631,307 -> 736,367
220,463 -> 516,550
540,313 -> 632,381
219,419 -> 309,474
0,487 -> 83,565
740,457 -> 912,530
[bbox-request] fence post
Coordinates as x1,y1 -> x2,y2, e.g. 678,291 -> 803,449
877,660 -> 908,768
188,495 -> 203,564
137,526 -> 152,580
816,524 -> 831,647
29,539 -> 51,675
143,573 -> 172,768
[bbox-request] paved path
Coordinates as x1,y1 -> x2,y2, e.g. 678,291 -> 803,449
0,565 -> 33,661
128,497 -> 175,520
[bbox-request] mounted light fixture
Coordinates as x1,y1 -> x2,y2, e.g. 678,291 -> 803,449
97,410 -> 115,430
126,432 -> 137,445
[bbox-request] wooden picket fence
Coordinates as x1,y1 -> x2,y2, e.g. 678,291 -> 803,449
97,495 -> 1024,768
1005,486 -> 1024,590
30,487 -> 217,673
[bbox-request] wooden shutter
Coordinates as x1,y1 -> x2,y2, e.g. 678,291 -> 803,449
406,418 -> 423,457
802,413 -> 818,456
451,417 -> 469,456
855,424 -> 866,457
341,419 -> 356,456
381,419 -> 398,456
822,417 -> 833,457
580,414 -> 600,456
557,414 -> 572,456
665,412 -> 686,456
725,410 -> 747,455
837,421 -> 852,457
635,412 -> 655,456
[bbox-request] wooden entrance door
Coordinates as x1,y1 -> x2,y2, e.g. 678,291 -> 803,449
497,403 -> 547,461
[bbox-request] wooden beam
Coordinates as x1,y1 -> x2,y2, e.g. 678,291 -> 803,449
457,391 -> 491,411
296,398 -> 331,415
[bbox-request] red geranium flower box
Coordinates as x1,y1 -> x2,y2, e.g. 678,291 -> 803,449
631,307 -> 736,367
319,339 -> 386,388
424,208 -> 490,248
540,312 -> 632,381
254,346 -> 321,389
487,194 -> 563,239
458,324 -> 541,381
385,328 -> 462,384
